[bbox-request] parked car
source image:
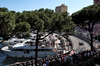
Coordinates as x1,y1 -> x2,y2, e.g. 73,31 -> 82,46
79,42 -> 84,45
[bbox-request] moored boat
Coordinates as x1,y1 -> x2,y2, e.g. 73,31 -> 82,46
1,39 -> 57,58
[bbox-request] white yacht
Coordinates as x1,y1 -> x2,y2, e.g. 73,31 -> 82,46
2,38 -> 25,46
1,39 -> 57,58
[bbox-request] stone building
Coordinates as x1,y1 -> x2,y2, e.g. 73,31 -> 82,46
55,4 -> 67,13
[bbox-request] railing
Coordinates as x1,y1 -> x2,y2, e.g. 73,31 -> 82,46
9,60 -> 35,66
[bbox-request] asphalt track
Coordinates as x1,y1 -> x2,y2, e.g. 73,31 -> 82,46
68,35 -> 91,53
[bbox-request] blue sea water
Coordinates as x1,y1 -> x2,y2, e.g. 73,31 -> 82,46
0,51 -> 6,66
0,50 -> 33,66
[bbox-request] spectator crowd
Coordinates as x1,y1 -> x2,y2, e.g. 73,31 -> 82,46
10,50 -> 97,66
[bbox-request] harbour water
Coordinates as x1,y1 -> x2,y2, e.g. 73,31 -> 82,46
0,50 -> 33,66
0,50 -> 6,66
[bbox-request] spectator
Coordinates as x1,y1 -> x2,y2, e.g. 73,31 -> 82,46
46,60 -> 49,66
59,57 -> 62,63
42,61 -> 46,66
64,56 -> 67,62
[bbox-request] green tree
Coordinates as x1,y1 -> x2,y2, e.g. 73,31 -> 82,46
0,7 -> 8,12
72,3 -> 100,51
0,12 -> 15,39
15,12 -> 21,23
13,22 -> 30,38
27,14 -> 39,30
30,9 -> 74,66
34,19 -> 44,66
